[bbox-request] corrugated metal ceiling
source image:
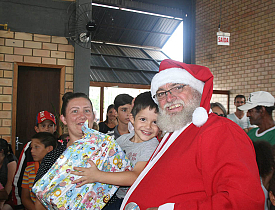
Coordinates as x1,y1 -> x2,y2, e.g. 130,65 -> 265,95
91,5 -> 182,48
90,43 -> 169,85
89,2 -> 181,85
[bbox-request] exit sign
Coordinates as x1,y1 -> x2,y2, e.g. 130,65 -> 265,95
217,31 -> 230,46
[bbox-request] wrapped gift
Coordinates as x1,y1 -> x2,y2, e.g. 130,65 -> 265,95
32,121 -> 132,210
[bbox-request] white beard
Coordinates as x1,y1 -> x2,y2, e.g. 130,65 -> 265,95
157,90 -> 201,133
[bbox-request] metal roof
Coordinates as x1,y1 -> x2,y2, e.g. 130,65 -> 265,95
90,5 -> 182,48
87,2 -> 181,85
90,43 -> 169,85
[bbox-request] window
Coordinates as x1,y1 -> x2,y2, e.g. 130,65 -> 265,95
90,85 -> 149,122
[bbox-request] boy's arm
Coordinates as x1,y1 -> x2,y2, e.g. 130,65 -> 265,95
21,187 -> 35,210
35,198 -> 47,210
71,160 -> 147,187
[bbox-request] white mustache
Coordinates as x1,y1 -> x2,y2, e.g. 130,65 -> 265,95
163,99 -> 185,110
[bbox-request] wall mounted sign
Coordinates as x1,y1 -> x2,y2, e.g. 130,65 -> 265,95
217,31 -> 230,46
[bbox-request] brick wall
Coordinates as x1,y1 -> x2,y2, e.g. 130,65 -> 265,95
0,30 -> 74,142
196,0 -> 275,114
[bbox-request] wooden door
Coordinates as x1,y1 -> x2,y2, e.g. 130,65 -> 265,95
12,63 -> 65,158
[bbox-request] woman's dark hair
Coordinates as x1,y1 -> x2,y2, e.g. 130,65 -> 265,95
104,104 -> 115,123
0,138 -> 14,156
61,92 -> 93,116
32,132 -> 57,149
131,91 -> 158,118
253,140 -> 274,178
114,94 -> 133,112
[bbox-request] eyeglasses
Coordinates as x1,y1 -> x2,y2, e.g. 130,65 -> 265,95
153,85 -> 186,101
213,112 -> 226,117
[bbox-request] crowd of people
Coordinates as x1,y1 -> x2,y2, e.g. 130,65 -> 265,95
0,59 -> 275,210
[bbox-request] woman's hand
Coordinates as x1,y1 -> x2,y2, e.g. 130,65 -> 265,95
71,159 -> 101,187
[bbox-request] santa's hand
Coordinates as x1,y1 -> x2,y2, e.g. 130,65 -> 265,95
71,159 -> 101,187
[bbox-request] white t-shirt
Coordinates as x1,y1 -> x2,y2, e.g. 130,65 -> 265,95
227,112 -> 253,129
115,132 -> 159,198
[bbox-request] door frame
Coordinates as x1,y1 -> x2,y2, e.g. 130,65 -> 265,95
12,62 -> 65,153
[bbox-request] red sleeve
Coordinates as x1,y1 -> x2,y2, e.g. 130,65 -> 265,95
174,121 -> 264,209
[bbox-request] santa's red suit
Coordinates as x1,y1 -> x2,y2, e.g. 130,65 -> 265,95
120,59 -> 265,210
121,114 -> 264,209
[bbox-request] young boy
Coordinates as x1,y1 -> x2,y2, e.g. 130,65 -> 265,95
21,132 -> 57,210
107,94 -> 134,139
72,91 -> 159,210
12,111 -> 56,209
253,140 -> 274,210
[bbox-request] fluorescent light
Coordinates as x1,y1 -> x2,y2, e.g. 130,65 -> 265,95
92,3 -> 183,20
92,3 -> 119,10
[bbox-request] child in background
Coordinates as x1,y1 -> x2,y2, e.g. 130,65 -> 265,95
12,111 -> 57,209
21,132 -> 57,210
107,94 -> 134,139
253,140 -> 275,210
0,139 -> 17,210
71,91 -> 160,210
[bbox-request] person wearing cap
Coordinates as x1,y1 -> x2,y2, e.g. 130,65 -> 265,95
227,95 -> 254,133
238,91 -> 275,145
12,111 -> 56,209
121,59 -> 264,210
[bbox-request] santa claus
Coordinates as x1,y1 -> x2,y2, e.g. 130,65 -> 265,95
120,59 -> 264,210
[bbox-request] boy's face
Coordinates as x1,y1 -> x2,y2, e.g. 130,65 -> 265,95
35,119 -> 56,134
130,107 -> 159,143
117,104 -> 132,126
31,138 -> 53,163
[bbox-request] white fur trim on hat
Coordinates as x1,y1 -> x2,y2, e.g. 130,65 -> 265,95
151,68 -> 205,104
192,107 -> 208,127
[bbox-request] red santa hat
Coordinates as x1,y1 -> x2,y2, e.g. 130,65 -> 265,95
151,59 -> 214,127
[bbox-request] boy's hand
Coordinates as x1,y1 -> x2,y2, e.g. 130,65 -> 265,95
71,159 -> 101,187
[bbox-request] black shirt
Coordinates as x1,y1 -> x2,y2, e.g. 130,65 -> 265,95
34,141 -> 67,184
98,122 -> 116,134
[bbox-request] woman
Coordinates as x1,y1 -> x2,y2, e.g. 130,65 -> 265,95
99,104 -> 117,133
210,102 -> 227,117
0,138 -> 17,210
34,92 -> 94,210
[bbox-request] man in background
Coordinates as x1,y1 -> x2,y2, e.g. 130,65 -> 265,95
239,91 -> 275,145
227,94 -> 254,133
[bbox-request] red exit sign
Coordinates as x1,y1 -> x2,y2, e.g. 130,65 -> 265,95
217,31 -> 230,46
